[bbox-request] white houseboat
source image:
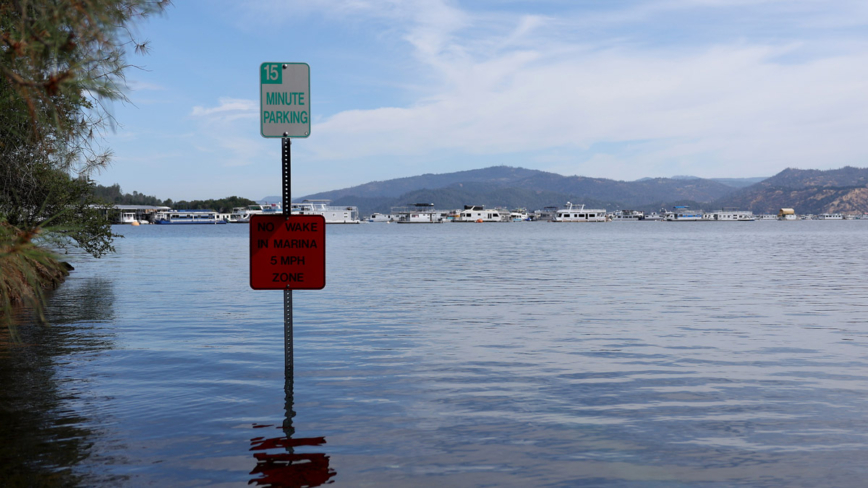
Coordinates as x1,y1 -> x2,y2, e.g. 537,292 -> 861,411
368,213 -> 396,222
392,203 -> 444,223
818,213 -> 844,220
552,203 -> 608,222
290,200 -> 360,224
610,210 -> 644,221
456,205 -> 510,222
702,209 -> 755,221
155,210 -> 227,224
510,209 -> 530,221
664,206 -> 703,221
228,203 -> 282,223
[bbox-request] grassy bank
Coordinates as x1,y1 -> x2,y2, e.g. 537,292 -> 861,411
0,222 -> 72,336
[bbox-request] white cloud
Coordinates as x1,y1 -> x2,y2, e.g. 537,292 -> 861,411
188,98 -> 264,169
191,98 -> 257,119
220,0 -> 868,183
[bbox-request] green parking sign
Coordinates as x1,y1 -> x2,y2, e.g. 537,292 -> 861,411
260,62 -> 310,138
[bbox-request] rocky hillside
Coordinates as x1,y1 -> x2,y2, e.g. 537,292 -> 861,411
713,167 -> 868,214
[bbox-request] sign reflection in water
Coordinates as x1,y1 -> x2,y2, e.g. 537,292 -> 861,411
249,380 -> 336,487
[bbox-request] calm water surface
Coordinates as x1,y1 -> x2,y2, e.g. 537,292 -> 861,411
3,222 -> 868,486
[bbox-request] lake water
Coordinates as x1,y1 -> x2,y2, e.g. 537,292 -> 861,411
3,221 -> 868,486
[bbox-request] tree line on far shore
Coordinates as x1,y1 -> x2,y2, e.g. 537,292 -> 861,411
91,184 -> 257,213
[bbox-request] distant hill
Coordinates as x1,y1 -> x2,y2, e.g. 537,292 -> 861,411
300,166 -> 544,201
755,166 -> 868,189
506,174 -> 734,204
295,165 -> 741,216
709,177 -> 768,188
270,166 -> 868,217
713,167 -> 868,214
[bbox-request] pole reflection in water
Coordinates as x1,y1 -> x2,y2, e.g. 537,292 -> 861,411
249,378 -> 336,487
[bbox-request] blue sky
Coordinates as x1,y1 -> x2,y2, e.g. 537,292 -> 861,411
99,0 -> 868,200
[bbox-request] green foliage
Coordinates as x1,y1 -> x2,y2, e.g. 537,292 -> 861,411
92,183 -> 165,206
172,196 -> 258,213
89,183 -> 257,213
0,219 -> 70,339
0,0 -> 169,334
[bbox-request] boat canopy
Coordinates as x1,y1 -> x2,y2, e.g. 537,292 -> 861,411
779,208 -> 795,216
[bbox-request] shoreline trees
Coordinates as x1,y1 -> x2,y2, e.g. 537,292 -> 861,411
1,0 -> 170,334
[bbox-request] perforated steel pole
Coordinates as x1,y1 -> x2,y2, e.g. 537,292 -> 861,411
282,137 -> 293,382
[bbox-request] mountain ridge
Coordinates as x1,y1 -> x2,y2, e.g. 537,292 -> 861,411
264,166 -> 868,216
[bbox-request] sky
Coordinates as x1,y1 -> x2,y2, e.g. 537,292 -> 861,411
99,0 -> 868,200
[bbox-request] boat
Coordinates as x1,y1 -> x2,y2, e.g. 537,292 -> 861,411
510,209 -> 529,222
640,212 -> 662,221
155,210 -> 228,224
392,203 -> 444,223
551,203 -> 607,222
778,208 -> 797,221
119,211 -> 137,224
455,205 -> 510,222
290,199 -> 360,224
610,210 -> 644,221
228,203 -> 282,223
664,206 -> 703,221
818,213 -> 843,220
702,209 -> 755,221
368,213 -> 396,222
756,214 -> 777,221
530,206 -> 559,221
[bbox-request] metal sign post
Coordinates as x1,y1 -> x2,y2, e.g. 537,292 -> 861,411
283,137 -> 292,379
253,62 -> 318,384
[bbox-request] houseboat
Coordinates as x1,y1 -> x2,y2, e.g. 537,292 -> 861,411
778,208 -> 797,221
368,213 -> 396,222
393,203 -> 444,223
702,209 -> 755,221
510,209 -> 529,221
818,213 -> 844,220
290,200 -> 360,224
455,205 -> 510,222
551,203 -> 608,222
530,206 -> 559,221
155,210 -> 227,224
664,206 -> 703,221
610,210 -> 644,221
228,203 -> 282,223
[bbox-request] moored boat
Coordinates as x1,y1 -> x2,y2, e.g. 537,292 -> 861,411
702,209 -> 755,221
610,210 -> 644,221
290,199 -> 360,224
664,206 -> 703,221
228,203 -> 281,223
393,203 -> 444,223
551,203 -> 607,222
455,205 -> 510,222
155,210 -> 227,224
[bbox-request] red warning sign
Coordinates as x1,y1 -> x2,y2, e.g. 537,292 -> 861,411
250,215 -> 326,290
